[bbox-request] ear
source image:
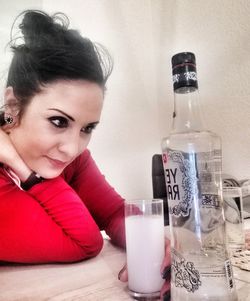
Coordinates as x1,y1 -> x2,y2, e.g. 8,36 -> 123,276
4,87 -> 20,126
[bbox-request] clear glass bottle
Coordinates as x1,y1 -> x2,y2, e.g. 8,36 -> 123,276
162,52 -> 238,301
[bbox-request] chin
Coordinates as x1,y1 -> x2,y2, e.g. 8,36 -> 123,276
36,168 -> 64,179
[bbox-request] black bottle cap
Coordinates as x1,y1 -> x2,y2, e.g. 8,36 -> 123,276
171,52 -> 198,92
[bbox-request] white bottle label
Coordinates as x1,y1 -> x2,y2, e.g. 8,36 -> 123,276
171,248 -> 235,295
163,149 -> 222,219
163,150 -> 195,217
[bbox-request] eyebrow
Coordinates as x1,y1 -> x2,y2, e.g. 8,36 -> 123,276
48,108 -> 100,128
48,108 -> 75,121
86,121 -> 100,127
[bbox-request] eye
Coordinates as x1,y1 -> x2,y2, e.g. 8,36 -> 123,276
48,116 -> 69,128
81,124 -> 98,134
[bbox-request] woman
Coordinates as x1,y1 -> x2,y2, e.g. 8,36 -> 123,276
0,10 -> 170,300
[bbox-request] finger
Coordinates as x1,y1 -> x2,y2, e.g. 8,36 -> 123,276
161,265 -> 171,280
161,238 -> 171,274
162,290 -> 171,301
118,264 -> 128,282
160,279 -> 171,300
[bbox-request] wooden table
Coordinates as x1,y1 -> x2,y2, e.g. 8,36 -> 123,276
0,238 -> 129,301
234,267 -> 250,301
1,223 -> 249,301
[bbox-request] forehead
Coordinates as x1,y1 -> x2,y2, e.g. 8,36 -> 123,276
28,80 -> 104,118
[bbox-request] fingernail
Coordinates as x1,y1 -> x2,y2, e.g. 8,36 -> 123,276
161,265 -> 171,279
163,290 -> 171,301
118,266 -> 126,280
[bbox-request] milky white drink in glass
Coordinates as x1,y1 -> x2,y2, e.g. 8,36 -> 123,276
125,199 -> 165,299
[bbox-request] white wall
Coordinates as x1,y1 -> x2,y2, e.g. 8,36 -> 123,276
167,0 -> 250,181
0,0 -> 42,97
1,0 -> 250,199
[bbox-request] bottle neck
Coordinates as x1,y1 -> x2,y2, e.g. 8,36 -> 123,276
171,86 -> 205,134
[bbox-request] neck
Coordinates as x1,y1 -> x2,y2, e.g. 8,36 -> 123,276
171,86 -> 204,134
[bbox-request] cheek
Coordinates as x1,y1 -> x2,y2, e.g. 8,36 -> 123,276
78,135 -> 92,155
13,128 -> 53,158
20,137 -> 44,159
82,135 -> 91,148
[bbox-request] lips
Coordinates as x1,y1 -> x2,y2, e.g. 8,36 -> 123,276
46,157 -> 68,169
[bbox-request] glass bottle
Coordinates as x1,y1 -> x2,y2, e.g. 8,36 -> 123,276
161,52 -> 238,301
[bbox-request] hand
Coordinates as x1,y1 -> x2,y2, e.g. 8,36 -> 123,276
118,239 -> 171,301
0,128 -> 31,181
160,239 -> 171,301
118,264 -> 127,282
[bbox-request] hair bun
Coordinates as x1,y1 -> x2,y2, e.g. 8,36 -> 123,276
7,9 -> 113,105
19,10 -> 67,48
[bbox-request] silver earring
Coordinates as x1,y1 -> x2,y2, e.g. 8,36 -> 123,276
4,116 -> 13,124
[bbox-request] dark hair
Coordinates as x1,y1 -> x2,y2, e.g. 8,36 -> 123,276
5,10 -> 113,113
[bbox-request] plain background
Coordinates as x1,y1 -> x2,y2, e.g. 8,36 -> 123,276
1,0 -> 250,199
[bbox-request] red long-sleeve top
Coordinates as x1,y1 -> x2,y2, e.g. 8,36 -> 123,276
0,149 -> 125,263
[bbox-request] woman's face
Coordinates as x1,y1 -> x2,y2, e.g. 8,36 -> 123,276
8,80 -> 103,178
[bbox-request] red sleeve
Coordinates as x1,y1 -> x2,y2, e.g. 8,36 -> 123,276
0,168 -> 103,263
63,150 -> 126,249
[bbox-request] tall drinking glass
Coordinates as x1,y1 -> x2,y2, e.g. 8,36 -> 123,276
223,186 -> 245,253
125,199 -> 165,299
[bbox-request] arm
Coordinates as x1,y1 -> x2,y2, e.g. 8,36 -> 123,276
63,150 -> 126,249
0,170 -> 103,263
0,128 -> 103,263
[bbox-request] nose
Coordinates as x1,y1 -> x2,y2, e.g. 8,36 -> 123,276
57,133 -> 89,159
